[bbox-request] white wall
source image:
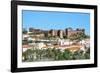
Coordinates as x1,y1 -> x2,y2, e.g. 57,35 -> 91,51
0,0 -> 99,73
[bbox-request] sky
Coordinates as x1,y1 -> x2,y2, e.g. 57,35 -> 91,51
22,10 -> 90,35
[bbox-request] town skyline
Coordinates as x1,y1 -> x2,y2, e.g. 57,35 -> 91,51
23,27 -> 85,31
22,25 -> 90,62
22,10 -> 90,35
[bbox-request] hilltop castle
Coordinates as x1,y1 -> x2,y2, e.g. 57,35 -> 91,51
25,27 -> 85,39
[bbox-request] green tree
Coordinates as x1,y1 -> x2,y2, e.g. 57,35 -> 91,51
23,28 -> 27,34
63,49 -> 72,60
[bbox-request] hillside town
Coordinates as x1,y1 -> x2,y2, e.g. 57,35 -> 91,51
22,27 -> 90,62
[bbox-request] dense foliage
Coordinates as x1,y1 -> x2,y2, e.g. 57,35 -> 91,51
22,48 -> 90,62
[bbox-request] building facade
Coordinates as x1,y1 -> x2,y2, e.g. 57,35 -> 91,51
26,27 -> 85,39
